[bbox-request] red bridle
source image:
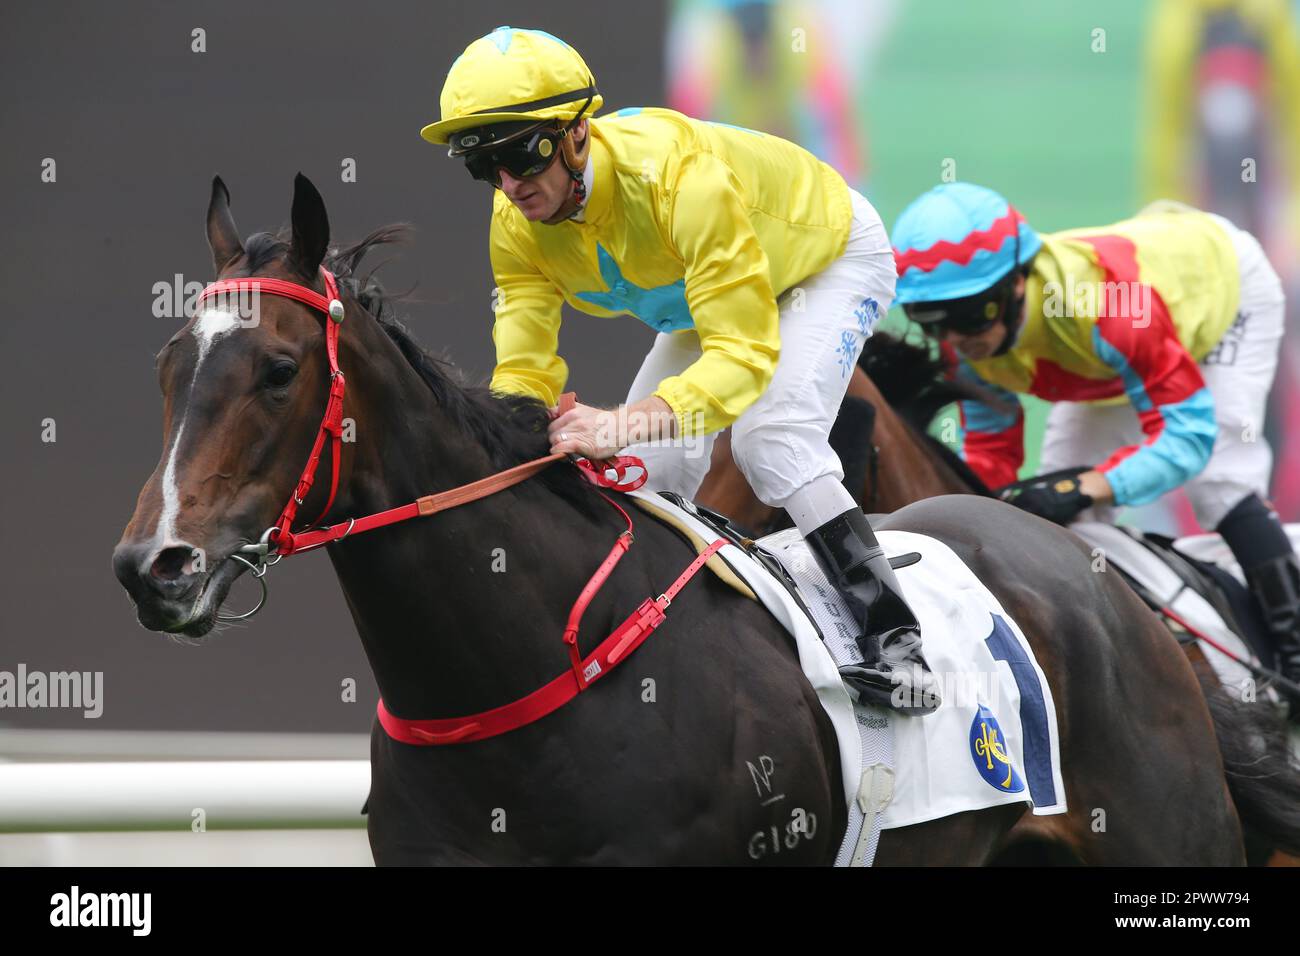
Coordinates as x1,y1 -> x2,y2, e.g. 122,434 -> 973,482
197,267 -> 645,561
198,268 -> 348,551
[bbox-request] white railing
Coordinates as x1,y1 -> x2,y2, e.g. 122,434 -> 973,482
0,731 -> 370,834
0,760 -> 370,832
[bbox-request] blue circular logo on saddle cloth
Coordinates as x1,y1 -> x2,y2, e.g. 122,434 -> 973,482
969,704 -> 1025,793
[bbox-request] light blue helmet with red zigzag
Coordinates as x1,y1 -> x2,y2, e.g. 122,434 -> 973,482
891,183 -> 1041,305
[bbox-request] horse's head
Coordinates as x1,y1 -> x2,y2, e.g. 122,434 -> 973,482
113,173 -> 350,637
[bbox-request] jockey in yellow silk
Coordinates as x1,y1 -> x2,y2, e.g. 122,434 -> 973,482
421,26 -> 941,713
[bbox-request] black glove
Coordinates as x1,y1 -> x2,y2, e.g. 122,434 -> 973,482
996,467 -> 1094,525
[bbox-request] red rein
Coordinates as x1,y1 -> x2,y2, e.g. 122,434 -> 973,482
196,269 -> 726,745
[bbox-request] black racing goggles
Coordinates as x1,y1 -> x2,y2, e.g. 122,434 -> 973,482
903,281 -> 1012,339
450,122 -> 564,187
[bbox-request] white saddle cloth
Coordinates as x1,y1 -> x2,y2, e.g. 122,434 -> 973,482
627,490 -> 1067,866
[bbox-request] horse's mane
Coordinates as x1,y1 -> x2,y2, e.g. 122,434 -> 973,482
857,333 -> 996,495
242,226 -> 604,517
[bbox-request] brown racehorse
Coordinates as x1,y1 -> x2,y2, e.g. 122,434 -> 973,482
114,176 -> 1256,865
702,332 -> 1300,864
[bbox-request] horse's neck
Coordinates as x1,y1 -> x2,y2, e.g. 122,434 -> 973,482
321,312 -> 618,718
858,375 -> 974,508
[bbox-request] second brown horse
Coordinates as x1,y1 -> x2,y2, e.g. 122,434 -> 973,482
699,332 -> 1300,865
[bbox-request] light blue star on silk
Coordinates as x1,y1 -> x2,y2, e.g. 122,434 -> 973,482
575,243 -> 694,333
486,26 -> 571,54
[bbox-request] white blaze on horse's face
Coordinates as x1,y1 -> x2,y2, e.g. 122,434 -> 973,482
193,303 -> 242,361
154,305 -> 243,550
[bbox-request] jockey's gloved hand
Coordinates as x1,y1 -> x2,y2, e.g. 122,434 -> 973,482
996,467 -> 1094,525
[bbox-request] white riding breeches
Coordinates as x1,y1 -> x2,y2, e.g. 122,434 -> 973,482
620,187 -> 897,508
1038,213 -> 1287,529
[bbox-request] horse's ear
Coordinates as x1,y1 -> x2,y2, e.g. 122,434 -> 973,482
206,176 -> 244,275
288,172 -> 330,279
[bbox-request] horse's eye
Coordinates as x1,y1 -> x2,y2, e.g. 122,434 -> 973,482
266,362 -> 298,390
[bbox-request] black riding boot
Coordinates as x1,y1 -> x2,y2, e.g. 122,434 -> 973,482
804,508 -> 941,715
1243,555 -> 1300,694
1216,493 -> 1300,710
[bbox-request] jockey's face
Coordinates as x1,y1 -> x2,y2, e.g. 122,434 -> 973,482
944,318 -> 1008,360
497,120 -> 587,223
943,273 -> 1026,360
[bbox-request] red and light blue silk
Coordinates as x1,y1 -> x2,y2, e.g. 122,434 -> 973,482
953,234 -> 1217,505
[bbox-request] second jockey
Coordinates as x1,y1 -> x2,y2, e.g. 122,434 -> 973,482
421,26 -> 940,714
891,181 -> 1300,692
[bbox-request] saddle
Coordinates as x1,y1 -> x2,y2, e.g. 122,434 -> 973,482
1142,532 -> 1274,664
632,490 -> 921,635
631,491 -> 821,628
1069,522 -> 1278,693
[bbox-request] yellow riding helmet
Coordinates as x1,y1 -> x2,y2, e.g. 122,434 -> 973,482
420,26 -> 603,146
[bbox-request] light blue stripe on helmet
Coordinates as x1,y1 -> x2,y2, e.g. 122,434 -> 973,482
892,183 -> 1041,304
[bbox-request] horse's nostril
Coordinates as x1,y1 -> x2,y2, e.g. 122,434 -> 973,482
113,539 -> 202,606
150,545 -> 199,583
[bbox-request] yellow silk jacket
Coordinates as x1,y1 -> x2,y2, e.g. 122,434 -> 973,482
487,106 -> 852,434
